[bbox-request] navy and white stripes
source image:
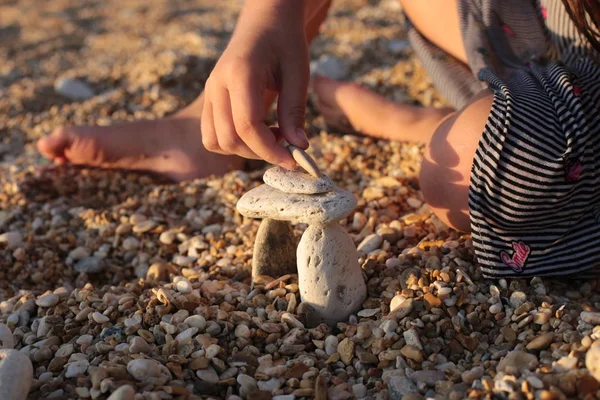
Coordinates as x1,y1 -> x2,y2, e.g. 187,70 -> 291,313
407,0 -> 600,278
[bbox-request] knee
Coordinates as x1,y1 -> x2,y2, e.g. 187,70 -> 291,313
419,93 -> 493,232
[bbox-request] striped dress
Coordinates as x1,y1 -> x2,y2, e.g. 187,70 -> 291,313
407,0 -> 600,278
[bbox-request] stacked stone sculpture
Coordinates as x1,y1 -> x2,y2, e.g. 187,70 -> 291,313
237,146 -> 367,326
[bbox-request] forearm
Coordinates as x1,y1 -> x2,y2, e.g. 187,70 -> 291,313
235,0 -> 330,39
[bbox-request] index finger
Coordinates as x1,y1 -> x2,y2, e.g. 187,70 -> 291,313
229,71 -> 296,169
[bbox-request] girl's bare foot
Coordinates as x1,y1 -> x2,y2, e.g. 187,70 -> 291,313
311,75 -> 452,143
36,96 -> 245,182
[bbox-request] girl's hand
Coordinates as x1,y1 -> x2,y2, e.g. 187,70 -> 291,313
201,1 -> 310,170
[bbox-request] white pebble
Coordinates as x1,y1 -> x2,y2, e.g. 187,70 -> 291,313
0,324 -> 14,349
176,279 -> 192,294
122,237 -> 139,251
184,315 -> 206,331
127,359 -> 160,381
325,335 -> 339,355
65,360 -> 90,378
92,312 -> 110,324
54,77 -> 94,100
175,327 -> 198,341
205,344 -> 221,359
35,293 -> 59,308
0,232 -> 22,250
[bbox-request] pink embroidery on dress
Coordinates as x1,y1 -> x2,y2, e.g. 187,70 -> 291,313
541,6 -> 548,19
502,25 -> 515,36
500,241 -> 530,272
566,160 -> 583,181
574,85 -> 582,96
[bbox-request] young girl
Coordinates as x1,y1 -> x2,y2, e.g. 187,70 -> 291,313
38,0 -> 600,278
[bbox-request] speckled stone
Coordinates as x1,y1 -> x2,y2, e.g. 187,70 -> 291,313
263,166 -> 333,194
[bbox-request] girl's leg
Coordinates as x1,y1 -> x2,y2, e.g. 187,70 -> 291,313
399,0 -> 467,64
420,91 -> 492,232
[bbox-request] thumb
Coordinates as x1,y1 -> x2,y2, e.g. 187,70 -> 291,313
277,57 -> 310,149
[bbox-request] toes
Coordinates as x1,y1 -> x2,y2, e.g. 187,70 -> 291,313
37,127 -> 73,160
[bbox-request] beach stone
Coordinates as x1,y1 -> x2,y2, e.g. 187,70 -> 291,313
497,350 -> 538,372
196,366 -> 219,383
310,55 -> 349,80
263,166 -> 333,194
36,293 -> 59,308
75,256 -> 104,274
66,359 -> 89,378
107,385 -> 135,400
288,145 -> 320,177
410,370 -> 445,387
127,359 -> 161,381
0,231 -> 22,249
581,312 -> 600,325
357,234 -> 383,254
388,376 -> 418,400
252,219 -> 297,280
0,349 -> 33,400
54,77 -> 94,100
586,342 -> 600,381
237,185 -> 357,225
297,223 -> 367,325
129,337 -> 151,354
526,333 -> 554,351
0,324 -> 14,349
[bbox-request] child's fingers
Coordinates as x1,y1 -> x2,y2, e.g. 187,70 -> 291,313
277,53 -> 310,149
201,99 -> 226,155
230,71 -> 296,170
213,88 -> 259,159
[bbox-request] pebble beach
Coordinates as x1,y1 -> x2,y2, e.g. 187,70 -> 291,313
2,0 -> 600,399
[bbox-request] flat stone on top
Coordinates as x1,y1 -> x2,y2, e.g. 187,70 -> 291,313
237,184 -> 357,225
263,167 -> 333,194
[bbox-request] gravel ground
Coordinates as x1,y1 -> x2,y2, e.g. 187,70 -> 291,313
2,0 -> 600,399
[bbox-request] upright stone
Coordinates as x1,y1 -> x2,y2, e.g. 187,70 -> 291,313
252,219 -> 297,281
297,223 -> 367,326
0,349 -> 33,400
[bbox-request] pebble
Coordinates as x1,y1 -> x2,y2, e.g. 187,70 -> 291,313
0,324 -> 14,349
310,55 -> 350,80
92,312 -> 110,324
0,349 -> 33,400
287,145 -> 320,177
263,166 -> 333,194
107,385 -> 135,400
337,338 -> 355,365
325,335 -> 339,355
54,77 -> 95,100
176,279 -> 193,294
75,256 -> 104,274
184,315 -> 206,331
410,370 -> 445,387
586,343 -> 600,381
388,376 -> 418,400
129,337 -> 151,354
497,350 -> 538,372
352,383 -> 367,398
0,231 -> 23,249
175,327 -> 198,341
581,311 -> 600,325
390,294 -> 406,312
133,220 -> 157,233
127,359 -> 161,381
387,39 -> 410,54
196,366 -> 220,383
357,234 -> 383,253
36,293 -> 59,308
526,333 -> 554,351
65,360 -> 89,378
